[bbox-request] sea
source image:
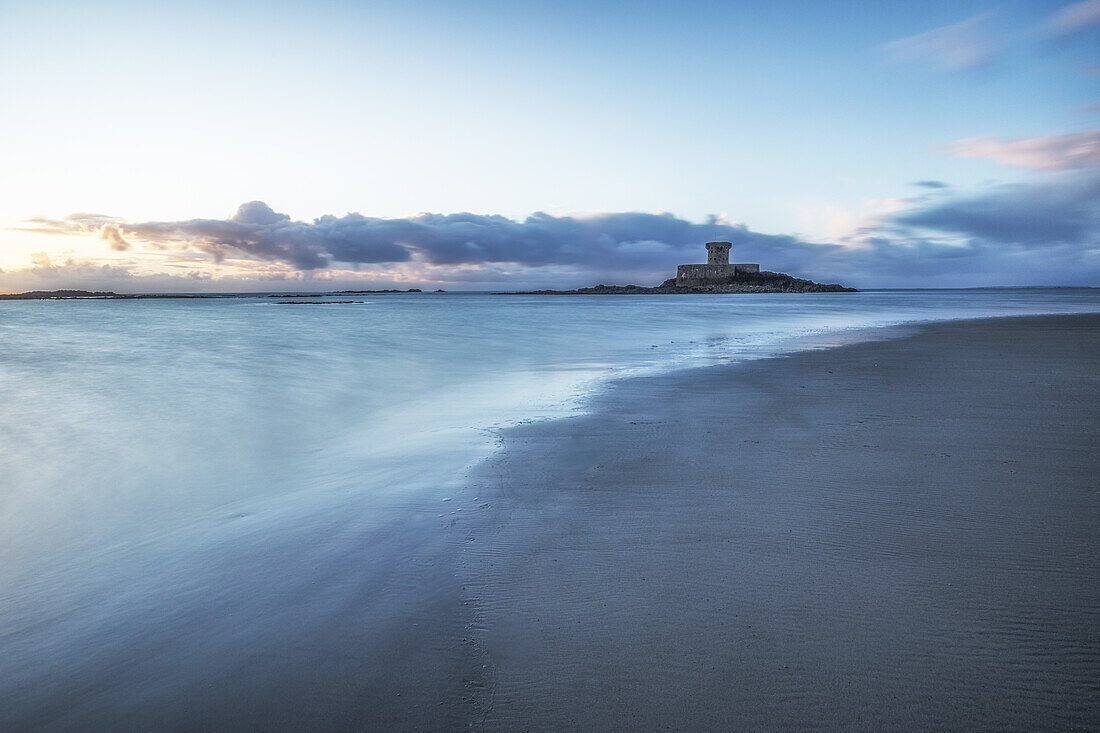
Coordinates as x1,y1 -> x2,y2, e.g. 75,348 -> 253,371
1,288 -> 1098,727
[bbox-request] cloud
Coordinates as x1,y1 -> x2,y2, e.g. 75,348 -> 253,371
763,174 -> 1100,286
912,180 -> 951,189
231,200 -> 290,226
11,182 -> 1100,291
0,255 -> 217,294
1042,0 -> 1100,36
19,201 -> 811,275
16,212 -> 127,237
891,173 -> 1100,246
21,201 -> 412,270
758,174 -> 1098,286
949,129 -> 1100,170
99,223 -> 130,251
881,15 -> 996,71
880,3 -> 1100,76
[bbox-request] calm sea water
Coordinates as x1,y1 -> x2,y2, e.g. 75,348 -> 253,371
1,289 -> 1098,727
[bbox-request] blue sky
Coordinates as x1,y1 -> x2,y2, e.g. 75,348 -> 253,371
1,0 -> 1097,289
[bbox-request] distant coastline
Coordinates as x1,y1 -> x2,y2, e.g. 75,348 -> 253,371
0,289 -> 121,300
0,289 -> 431,300
0,275 -> 855,301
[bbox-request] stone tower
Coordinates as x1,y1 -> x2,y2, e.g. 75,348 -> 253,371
706,241 -> 732,265
675,241 -> 760,287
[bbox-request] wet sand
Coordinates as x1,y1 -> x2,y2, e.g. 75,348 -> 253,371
4,314 -> 1097,731
464,314 -> 1100,731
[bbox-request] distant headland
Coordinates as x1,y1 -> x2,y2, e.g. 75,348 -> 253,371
0,288 -> 430,300
0,290 -> 120,300
517,241 -> 856,294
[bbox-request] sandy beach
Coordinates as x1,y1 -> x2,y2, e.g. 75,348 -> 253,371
3,313 -> 1097,732
8,0 -> 1099,726
461,314 -> 1099,731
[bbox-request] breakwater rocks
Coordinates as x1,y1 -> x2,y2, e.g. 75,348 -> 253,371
517,271 -> 857,295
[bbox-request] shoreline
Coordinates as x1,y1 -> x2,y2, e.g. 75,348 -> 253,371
459,312 -> 1100,730
2,312 -> 1097,731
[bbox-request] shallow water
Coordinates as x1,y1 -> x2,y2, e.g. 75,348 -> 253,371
1,289 -> 1098,727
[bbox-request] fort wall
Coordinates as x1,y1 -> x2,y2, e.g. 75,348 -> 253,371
676,263 -> 760,287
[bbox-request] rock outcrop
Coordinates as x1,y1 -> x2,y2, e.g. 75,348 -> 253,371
517,271 -> 856,294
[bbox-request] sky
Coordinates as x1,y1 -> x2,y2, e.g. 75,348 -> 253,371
1,0 -> 1098,291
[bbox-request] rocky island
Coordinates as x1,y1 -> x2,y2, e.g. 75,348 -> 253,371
517,241 -> 856,294
522,270 -> 854,294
